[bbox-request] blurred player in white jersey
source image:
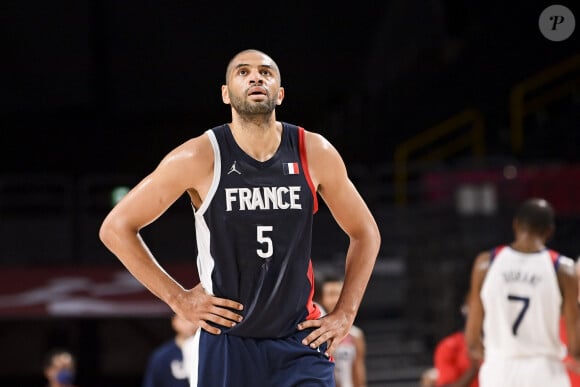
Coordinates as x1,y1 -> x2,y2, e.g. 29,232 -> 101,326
465,198 -> 580,387
316,272 -> 367,387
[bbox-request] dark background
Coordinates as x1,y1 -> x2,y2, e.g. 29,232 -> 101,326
3,1 -> 577,176
1,1 -> 579,386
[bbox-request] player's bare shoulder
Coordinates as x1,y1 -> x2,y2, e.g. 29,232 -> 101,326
154,132 -> 215,195
557,255 -> 578,278
302,129 -> 346,188
474,250 -> 492,272
165,133 -> 214,166
470,250 -> 492,288
303,130 -> 337,161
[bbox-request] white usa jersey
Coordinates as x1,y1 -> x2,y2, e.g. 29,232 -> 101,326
333,327 -> 359,387
480,245 -> 566,360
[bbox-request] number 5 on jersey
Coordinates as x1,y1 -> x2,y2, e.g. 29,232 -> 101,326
257,225 -> 273,259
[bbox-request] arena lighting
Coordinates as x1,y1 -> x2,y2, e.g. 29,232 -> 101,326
110,185 -> 130,207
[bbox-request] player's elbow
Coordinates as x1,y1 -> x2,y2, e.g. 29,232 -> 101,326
568,341 -> 580,359
465,336 -> 483,361
373,224 -> 382,247
467,345 -> 482,361
98,217 -> 116,247
98,215 -> 130,248
366,221 -> 381,253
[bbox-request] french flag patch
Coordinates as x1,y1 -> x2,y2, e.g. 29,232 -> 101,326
283,162 -> 300,175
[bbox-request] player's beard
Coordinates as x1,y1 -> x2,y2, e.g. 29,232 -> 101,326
228,88 -> 277,117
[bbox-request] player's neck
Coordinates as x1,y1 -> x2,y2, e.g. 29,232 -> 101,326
511,235 -> 546,253
228,118 -> 282,162
230,110 -> 278,131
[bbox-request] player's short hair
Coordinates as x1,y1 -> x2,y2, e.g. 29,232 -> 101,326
515,198 -> 555,234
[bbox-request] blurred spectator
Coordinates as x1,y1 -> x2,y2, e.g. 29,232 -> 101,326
43,348 -> 78,387
433,332 -> 479,386
420,367 -> 438,387
430,293 -> 479,387
142,314 -> 198,387
316,271 -> 367,387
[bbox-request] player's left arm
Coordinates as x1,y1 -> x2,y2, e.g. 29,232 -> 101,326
558,256 -> 580,361
297,131 -> 381,356
464,251 -> 490,362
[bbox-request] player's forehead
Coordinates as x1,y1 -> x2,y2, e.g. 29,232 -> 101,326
227,50 -> 279,76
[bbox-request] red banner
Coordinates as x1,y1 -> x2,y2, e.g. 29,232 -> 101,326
0,263 -> 199,318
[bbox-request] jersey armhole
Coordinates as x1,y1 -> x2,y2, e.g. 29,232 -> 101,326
548,249 -> 561,271
298,126 -> 318,214
194,129 -> 221,216
489,245 -> 507,264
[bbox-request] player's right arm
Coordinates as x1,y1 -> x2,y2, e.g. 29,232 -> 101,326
99,134 -> 243,334
464,251 -> 491,362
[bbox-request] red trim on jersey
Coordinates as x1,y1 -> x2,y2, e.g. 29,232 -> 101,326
548,249 -> 561,270
494,245 -> 507,256
298,126 -> 318,214
305,259 -> 321,321
490,245 -> 507,263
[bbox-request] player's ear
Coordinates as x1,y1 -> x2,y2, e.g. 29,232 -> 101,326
222,85 -> 230,104
276,86 -> 284,105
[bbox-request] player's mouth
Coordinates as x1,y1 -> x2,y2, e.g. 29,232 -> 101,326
247,86 -> 267,97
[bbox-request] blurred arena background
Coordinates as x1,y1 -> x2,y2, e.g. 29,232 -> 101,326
1,1 -> 579,386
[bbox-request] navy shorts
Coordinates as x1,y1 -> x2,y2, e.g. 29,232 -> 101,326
188,328 -> 335,387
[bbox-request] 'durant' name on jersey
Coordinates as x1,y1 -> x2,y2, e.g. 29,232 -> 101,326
502,270 -> 542,286
225,186 -> 303,211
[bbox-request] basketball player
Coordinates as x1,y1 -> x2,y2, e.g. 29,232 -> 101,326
99,49 -> 381,386
432,293 -> 479,387
316,272 -> 367,387
465,198 -> 580,387
142,314 -> 198,387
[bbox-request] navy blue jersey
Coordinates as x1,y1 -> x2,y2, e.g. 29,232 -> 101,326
193,122 -> 321,338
